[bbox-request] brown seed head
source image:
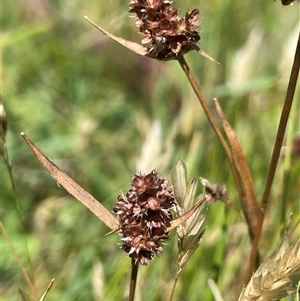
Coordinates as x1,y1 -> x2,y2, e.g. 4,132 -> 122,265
200,177 -> 228,203
128,0 -> 201,60
114,169 -> 176,265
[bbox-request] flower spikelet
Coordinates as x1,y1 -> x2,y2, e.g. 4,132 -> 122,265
113,170 -> 176,265
128,0 -> 201,60
171,159 -> 207,269
238,234 -> 300,301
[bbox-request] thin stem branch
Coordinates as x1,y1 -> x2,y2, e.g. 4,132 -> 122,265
1,121 -> 37,297
246,29 -> 300,284
0,222 -> 37,298
169,267 -> 181,301
129,258 -> 139,301
177,55 -> 257,238
260,29 -> 300,214
177,57 -> 239,188
177,55 -> 230,159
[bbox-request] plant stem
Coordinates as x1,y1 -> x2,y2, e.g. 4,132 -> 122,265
169,267 -> 180,301
261,29 -> 300,218
2,148 -> 37,298
129,258 -> 139,301
0,222 -> 37,298
246,29 -> 300,284
177,55 -> 258,238
176,56 -> 239,191
177,55 -> 230,159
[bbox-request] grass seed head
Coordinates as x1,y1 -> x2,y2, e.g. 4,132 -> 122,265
238,234 -> 300,301
171,158 -> 187,208
171,159 -> 207,268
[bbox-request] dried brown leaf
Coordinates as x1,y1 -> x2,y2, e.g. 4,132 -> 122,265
21,132 -> 119,231
214,99 -> 259,235
183,194 -> 206,235
192,44 -> 220,64
167,195 -> 205,231
39,279 -> 55,301
84,16 -> 149,56
84,16 -> 219,62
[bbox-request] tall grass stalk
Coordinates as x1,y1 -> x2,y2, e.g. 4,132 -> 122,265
249,28 -> 300,283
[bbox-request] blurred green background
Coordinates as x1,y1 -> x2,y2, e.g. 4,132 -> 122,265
1,0 -> 299,300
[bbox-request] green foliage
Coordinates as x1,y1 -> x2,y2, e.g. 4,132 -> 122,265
2,0 -> 299,300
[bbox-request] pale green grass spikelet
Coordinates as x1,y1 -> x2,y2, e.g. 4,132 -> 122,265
171,157 -> 187,207
238,233 -> 300,301
171,158 -> 206,269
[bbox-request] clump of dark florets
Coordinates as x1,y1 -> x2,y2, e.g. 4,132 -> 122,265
128,0 -> 201,60
113,170 -> 176,265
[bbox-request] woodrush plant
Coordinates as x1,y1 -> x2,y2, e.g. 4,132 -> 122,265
82,2 -> 300,298
1,0 -> 299,300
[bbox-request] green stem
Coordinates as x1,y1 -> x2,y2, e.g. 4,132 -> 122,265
2,146 -> 37,298
0,222 -> 36,298
169,267 -> 181,301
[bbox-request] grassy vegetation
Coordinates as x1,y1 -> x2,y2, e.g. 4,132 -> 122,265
1,0 -> 299,300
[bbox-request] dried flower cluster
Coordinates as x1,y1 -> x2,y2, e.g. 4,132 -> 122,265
200,177 -> 228,203
113,170 -> 176,265
128,0 -> 201,60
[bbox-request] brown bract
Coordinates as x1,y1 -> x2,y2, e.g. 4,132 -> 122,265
128,0 -> 201,60
113,170 -> 176,265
